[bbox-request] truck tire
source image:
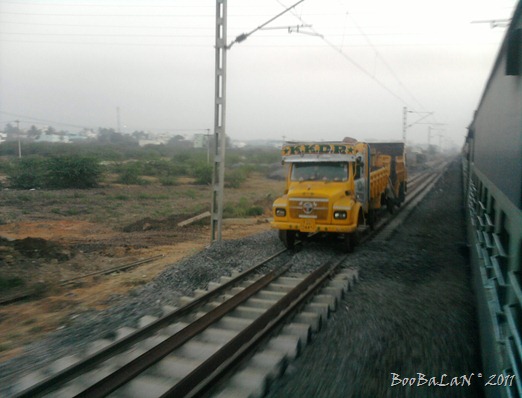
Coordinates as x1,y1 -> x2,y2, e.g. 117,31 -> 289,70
367,209 -> 376,230
279,230 -> 296,249
343,233 -> 355,253
399,182 -> 406,203
387,197 -> 395,214
343,214 -> 361,253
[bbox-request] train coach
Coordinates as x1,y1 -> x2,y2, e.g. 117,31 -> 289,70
463,2 -> 522,397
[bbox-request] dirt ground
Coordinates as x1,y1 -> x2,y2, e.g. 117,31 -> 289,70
0,175 -> 282,363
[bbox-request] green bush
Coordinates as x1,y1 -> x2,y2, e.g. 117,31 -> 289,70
0,276 -> 25,291
223,197 -> 264,218
225,169 -> 247,188
246,206 -> 264,216
45,156 -> 103,189
8,156 -> 103,189
159,176 -> 178,186
193,163 -> 213,185
7,157 -> 46,189
117,165 -> 147,185
142,160 -> 186,177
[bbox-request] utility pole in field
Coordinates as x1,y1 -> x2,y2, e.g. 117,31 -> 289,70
210,0 -> 306,243
210,0 -> 228,243
16,119 -> 21,158
402,107 -> 434,144
116,106 -> 121,133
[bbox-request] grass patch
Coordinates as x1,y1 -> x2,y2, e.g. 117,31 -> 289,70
183,189 -> 197,199
29,325 -> 45,334
112,194 -> 130,201
123,279 -> 147,287
0,343 -> 14,353
137,193 -> 169,200
223,197 -> 264,218
0,276 -> 25,291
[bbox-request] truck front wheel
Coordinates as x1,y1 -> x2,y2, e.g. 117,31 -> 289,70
343,215 -> 362,253
279,230 -> 296,249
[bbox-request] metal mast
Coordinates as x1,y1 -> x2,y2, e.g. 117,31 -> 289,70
211,0 -> 227,242
210,0 -> 306,243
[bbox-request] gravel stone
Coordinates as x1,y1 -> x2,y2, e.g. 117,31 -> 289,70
0,159 -> 482,398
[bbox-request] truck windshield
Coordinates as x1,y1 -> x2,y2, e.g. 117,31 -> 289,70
291,162 -> 348,182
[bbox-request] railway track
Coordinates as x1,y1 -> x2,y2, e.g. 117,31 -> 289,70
370,161 -> 449,241
10,161 -> 448,398
13,248 -> 357,398
0,255 -> 165,307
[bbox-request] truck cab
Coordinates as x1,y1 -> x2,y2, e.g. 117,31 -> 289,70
271,139 -> 406,251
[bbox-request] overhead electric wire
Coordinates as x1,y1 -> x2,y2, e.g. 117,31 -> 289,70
0,36 -> 501,47
343,10 -> 441,127
276,0 -> 411,107
0,1 -> 211,7
0,111 -> 93,129
0,32 -> 215,38
0,11 -> 216,17
345,11 -> 428,113
0,20 -> 216,29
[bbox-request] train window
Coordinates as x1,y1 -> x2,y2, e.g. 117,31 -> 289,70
490,196 -> 496,224
482,186 -> 489,205
499,211 -> 511,256
506,28 -> 521,76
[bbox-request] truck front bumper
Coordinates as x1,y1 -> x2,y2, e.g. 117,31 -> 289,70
271,220 -> 357,234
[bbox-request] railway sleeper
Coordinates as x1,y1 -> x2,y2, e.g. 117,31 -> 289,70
115,374 -> 171,398
214,350 -> 288,398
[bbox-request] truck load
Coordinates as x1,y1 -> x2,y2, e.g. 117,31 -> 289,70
271,137 -> 407,251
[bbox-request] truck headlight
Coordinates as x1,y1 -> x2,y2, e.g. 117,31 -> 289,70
334,211 -> 347,220
275,208 -> 286,217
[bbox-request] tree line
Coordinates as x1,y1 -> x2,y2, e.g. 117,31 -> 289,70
0,141 -> 280,190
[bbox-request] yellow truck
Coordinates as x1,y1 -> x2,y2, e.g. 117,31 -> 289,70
271,138 -> 407,251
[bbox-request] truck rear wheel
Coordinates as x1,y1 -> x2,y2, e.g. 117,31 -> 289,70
399,182 -> 406,203
279,230 -> 296,249
367,209 -> 376,230
387,197 -> 395,214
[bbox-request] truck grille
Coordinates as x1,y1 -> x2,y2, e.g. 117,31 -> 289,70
288,197 -> 329,220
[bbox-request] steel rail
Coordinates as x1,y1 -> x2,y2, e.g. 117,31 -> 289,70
166,255 -> 346,398
0,288 -> 37,306
1,255 -> 165,306
371,163 -> 448,240
74,262 -> 294,398
358,163 -> 447,244
14,248 -> 288,398
59,254 -> 165,285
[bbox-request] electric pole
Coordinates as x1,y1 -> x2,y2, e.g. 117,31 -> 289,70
402,107 -> 407,142
116,106 -> 121,133
210,0 -> 306,243
16,119 -> 21,158
210,0 -> 228,242
402,107 -> 434,144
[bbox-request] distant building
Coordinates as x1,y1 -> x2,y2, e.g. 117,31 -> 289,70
193,133 -> 210,149
138,139 -> 164,147
35,134 -> 69,143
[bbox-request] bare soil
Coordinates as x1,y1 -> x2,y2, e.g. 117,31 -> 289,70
0,174 -> 283,362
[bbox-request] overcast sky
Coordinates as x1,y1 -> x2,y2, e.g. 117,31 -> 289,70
0,0 -> 516,148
